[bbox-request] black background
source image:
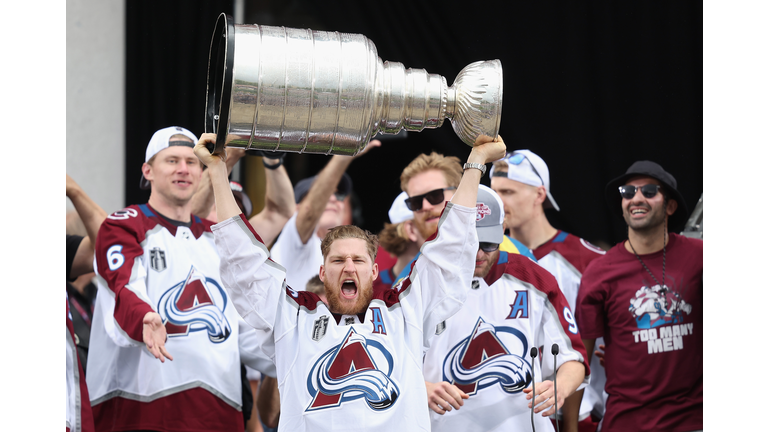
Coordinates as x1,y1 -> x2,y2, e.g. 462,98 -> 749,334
125,0 -> 702,247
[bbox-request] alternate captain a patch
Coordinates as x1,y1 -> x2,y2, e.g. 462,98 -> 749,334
306,327 -> 399,412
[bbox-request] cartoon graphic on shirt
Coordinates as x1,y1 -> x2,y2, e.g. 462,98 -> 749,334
628,284 -> 694,354
629,284 -> 692,329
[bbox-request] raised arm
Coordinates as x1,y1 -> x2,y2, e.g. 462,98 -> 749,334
248,155 -> 296,246
195,133 -> 293,335
190,148 -> 246,219
406,135 -> 507,346
193,134 -> 244,222
294,140 -> 381,243
450,135 -> 507,207
66,174 -> 108,278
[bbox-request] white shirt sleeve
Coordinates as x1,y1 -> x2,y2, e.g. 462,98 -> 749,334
268,213 -> 323,291
397,202 -> 478,349
212,216 -> 289,335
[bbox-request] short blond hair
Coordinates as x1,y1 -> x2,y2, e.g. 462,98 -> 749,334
320,225 -> 379,263
305,275 -> 324,295
378,222 -> 410,256
400,152 -> 462,192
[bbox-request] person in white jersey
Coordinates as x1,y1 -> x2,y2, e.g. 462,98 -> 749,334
422,184 -> 589,432
490,150 -> 606,430
87,126 -> 276,432
196,132 -> 506,432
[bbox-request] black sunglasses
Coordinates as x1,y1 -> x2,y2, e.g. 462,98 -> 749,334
479,242 -> 500,253
404,187 -> 456,211
618,184 -> 662,200
333,192 -> 348,202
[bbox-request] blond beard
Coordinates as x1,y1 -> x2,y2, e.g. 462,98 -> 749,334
325,276 -> 375,315
413,209 -> 442,240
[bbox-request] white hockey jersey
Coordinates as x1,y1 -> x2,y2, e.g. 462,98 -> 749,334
422,251 -> 591,432
212,202 -> 477,432
532,231 -> 607,420
87,204 -> 274,432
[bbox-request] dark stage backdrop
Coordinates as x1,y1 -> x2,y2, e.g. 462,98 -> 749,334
125,0 -> 702,247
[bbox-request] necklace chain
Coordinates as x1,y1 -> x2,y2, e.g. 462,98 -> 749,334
627,211 -> 667,288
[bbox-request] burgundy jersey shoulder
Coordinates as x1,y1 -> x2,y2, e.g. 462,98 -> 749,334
534,230 -> 606,274
286,286 -> 325,312
373,282 -> 402,309
485,252 -> 561,298
97,203 -> 212,245
95,205 -> 158,265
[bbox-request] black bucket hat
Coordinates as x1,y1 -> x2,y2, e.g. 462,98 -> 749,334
605,161 -> 689,232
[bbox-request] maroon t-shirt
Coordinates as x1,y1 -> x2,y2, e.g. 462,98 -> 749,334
576,233 -> 702,432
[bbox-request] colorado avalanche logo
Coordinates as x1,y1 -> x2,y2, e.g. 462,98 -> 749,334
443,317 -> 532,396
476,203 -> 492,221
157,265 -> 231,343
306,327 -> 399,412
629,284 -> 692,329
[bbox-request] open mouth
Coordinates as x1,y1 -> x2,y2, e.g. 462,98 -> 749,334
341,279 -> 358,299
629,207 -> 649,216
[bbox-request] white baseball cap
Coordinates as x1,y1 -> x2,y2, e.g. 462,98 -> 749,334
140,126 -> 199,190
475,184 -> 505,244
388,191 -> 413,224
489,150 -> 560,211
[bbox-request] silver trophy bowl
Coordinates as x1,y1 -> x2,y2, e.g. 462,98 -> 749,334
205,13 -> 502,156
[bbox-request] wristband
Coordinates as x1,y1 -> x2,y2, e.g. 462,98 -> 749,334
263,158 -> 282,170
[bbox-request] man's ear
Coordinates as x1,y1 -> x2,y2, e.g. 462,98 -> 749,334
534,185 -> 547,206
318,265 -> 325,282
141,163 -> 153,184
371,262 -> 379,280
666,198 -> 679,216
402,220 -> 419,242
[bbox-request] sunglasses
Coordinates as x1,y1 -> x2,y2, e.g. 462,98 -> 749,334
404,187 -> 456,211
618,184 -> 662,200
333,192 -> 348,202
493,153 -> 545,185
479,242 -> 500,253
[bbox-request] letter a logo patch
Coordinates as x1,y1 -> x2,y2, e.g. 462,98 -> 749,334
306,327 -> 399,412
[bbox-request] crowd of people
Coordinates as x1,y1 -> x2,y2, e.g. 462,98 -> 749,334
66,126 -> 702,432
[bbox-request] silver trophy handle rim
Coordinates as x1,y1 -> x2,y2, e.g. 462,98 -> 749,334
204,13 -> 235,155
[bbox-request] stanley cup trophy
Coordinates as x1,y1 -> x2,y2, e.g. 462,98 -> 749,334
205,13 -> 503,156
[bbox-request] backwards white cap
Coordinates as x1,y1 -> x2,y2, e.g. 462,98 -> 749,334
140,126 -> 199,189
489,150 -> 560,211
388,192 -> 414,224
